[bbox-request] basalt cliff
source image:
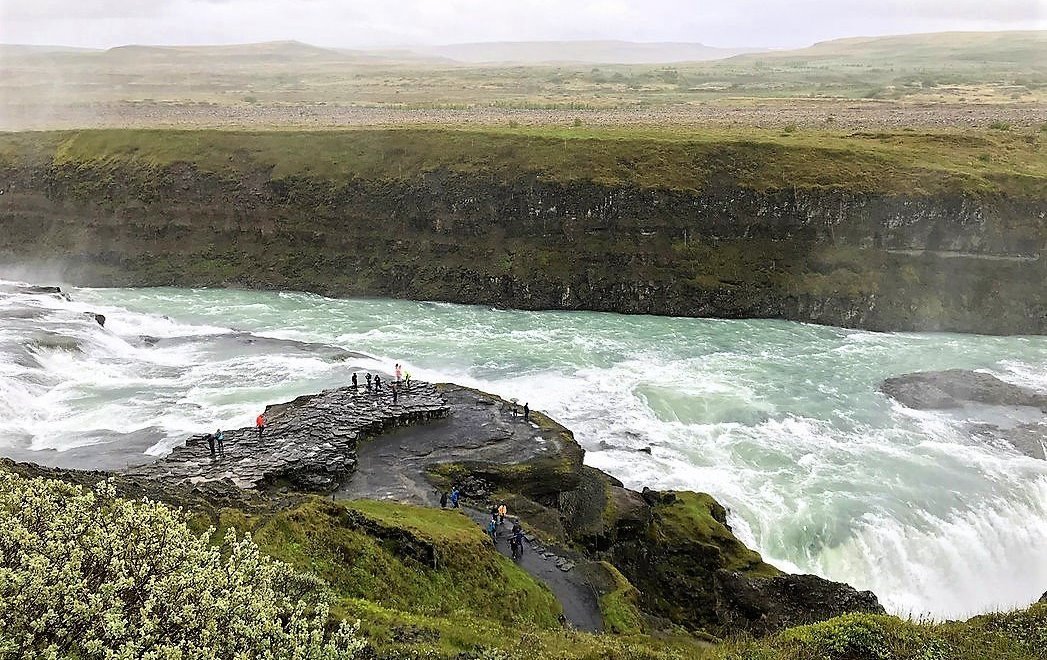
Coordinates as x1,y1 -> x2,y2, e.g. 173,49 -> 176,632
0,128 -> 1045,334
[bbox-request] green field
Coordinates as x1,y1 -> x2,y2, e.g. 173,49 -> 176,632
2,124 -> 1044,197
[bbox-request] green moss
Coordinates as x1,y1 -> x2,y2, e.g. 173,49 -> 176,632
597,562 -> 648,636
654,492 -> 780,578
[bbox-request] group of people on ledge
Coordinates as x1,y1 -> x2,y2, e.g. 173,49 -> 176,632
204,412 -> 265,457
203,361 -> 415,458
350,363 -> 411,404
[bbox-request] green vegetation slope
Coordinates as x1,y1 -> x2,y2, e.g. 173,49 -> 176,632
3,468 -> 1045,659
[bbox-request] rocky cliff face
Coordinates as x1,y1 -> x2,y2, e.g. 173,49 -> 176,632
1,145 -> 1044,334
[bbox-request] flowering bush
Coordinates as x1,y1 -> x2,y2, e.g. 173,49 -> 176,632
0,471 -> 367,659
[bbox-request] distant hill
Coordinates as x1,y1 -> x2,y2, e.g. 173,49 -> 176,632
0,44 -> 99,57
727,30 -> 1047,66
0,41 -> 444,67
407,40 -> 764,64
105,40 -> 443,65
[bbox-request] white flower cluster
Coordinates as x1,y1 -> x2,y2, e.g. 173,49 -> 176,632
0,472 -> 367,659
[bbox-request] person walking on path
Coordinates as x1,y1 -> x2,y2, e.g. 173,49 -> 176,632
524,403 -> 530,422
510,523 -> 524,560
352,372 -> 358,391
395,363 -> 402,385
440,491 -> 448,509
366,373 -> 372,392
450,486 -> 460,508
256,413 -> 266,439
206,431 -> 216,457
497,503 -> 507,525
215,428 -> 225,455
486,517 -> 498,545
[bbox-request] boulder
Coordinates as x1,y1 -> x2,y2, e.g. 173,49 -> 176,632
21,285 -> 62,295
882,370 -> 1047,460
881,369 -> 1047,410
716,571 -> 884,635
971,423 -> 1047,461
586,490 -> 884,636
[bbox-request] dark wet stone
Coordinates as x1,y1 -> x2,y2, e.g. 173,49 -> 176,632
126,382 -> 449,493
881,369 -> 1047,410
882,370 -> 1047,460
971,423 -> 1047,461
21,285 -> 62,295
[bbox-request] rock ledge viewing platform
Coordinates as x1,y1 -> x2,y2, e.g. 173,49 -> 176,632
127,383 -> 449,491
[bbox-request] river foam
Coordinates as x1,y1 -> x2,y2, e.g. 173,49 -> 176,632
1,280 -> 1046,618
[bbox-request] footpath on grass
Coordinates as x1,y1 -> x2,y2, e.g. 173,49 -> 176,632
337,384 -> 603,632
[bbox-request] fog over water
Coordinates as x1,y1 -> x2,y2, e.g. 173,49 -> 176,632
2,281 -> 1047,618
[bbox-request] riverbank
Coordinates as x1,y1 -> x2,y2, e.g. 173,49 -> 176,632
1,126 -> 1045,334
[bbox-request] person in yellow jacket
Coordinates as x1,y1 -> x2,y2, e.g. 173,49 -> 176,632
497,503 -> 507,525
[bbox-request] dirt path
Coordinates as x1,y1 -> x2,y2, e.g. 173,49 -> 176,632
336,385 -> 603,632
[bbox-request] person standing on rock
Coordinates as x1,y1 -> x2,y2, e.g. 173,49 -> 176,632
404,371 -> 411,391
392,384 -> 399,405
215,428 -> 225,456
395,363 -> 402,385
523,403 -> 530,422
256,413 -> 266,439
206,431 -> 216,457
352,372 -> 358,392
366,373 -> 372,392
374,375 -> 382,393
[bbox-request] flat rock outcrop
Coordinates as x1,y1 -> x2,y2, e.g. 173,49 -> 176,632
881,370 -> 1047,410
881,369 -> 1047,460
127,383 -> 448,491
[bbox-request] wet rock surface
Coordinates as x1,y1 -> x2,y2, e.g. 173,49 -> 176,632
882,369 -> 1047,460
127,383 -> 449,491
882,370 -> 1047,411
716,572 -> 884,634
338,384 -> 574,503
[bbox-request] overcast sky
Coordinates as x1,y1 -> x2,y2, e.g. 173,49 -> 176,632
2,0 -> 1045,49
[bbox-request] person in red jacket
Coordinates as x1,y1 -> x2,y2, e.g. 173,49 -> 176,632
256,413 -> 265,439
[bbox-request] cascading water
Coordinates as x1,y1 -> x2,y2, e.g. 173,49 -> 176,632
1,280 -> 1046,618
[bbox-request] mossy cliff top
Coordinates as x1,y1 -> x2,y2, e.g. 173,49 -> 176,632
1,125 -> 1045,197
